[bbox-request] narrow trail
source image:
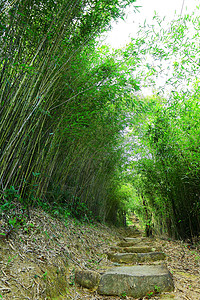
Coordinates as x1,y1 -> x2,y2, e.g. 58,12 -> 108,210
0,210 -> 199,299
75,225 -> 175,299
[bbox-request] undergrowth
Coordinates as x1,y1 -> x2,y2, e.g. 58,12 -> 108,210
0,185 -> 96,239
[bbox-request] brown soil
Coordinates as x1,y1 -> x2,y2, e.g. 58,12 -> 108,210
0,209 -> 199,300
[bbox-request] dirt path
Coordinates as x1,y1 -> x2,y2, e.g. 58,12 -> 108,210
0,209 -> 199,299
70,226 -> 200,300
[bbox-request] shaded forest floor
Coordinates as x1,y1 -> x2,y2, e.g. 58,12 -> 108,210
0,208 -> 199,299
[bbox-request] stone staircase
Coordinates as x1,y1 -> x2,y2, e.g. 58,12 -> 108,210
75,229 -> 174,298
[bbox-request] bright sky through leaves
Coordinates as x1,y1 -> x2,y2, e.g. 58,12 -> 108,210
105,0 -> 199,48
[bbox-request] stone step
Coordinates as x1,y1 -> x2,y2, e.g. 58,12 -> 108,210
107,251 -> 166,264
97,265 -> 174,298
118,241 -> 142,247
119,227 -> 142,238
126,233 -> 142,238
117,239 -> 155,248
123,237 -> 145,243
110,245 -> 160,253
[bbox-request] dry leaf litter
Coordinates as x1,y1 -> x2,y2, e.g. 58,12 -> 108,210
0,207 -> 199,300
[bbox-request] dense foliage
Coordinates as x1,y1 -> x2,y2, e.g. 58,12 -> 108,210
0,0 -> 138,224
126,91 -> 200,239
123,11 -> 200,239
0,1 -> 199,239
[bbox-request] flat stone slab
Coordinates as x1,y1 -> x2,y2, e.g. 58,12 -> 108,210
126,233 -> 141,238
110,246 -> 158,253
98,265 -> 174,297
117,239 -> 155,248
123,237 -> 144,243
118,241 -> 141,247
107,252 -> 166,263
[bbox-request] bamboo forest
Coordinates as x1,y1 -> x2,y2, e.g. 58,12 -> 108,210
0,1 -> 200,299
1,0 -> 200,243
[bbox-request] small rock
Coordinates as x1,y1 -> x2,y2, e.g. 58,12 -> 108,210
75,269 -> 100,289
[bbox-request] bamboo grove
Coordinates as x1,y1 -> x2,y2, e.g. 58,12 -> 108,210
0,1 -> 200,239
0,0 -> 138,223
122,11 -> 200,240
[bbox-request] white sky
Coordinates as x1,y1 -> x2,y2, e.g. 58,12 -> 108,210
105,0 -> 200,48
